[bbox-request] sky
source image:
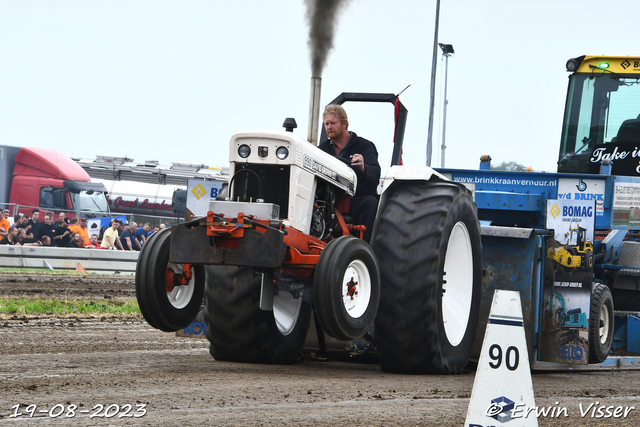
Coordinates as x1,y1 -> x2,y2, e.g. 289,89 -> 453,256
1,0 -> 638,174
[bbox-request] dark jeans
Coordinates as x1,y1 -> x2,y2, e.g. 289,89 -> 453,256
348,195 -> 379,243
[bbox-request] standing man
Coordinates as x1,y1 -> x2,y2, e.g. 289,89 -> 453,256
53,219 -> 72,247
101,219 -> 123,250
56,211 -> 70,226
27,209 -> 42,240
136,222 -> 150,247
0,209 -> 10,238
120,221 -> 142,251
318,104 -> 381,243
69,217 -> 90,247
36,212 -> 58,244
148,225 -> 159,238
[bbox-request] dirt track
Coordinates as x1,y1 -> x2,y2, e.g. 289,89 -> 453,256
1,273 -> 640,426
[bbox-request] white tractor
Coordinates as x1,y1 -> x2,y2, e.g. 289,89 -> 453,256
136,93 -> 482,374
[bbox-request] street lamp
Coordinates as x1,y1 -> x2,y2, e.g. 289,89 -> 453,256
438,43 -> 454,168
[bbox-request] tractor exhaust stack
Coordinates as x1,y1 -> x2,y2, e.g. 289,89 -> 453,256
307,77 -> 322,146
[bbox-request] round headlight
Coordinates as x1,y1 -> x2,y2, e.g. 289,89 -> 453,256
276,146 -> 289,160
238,144 -> 251,158
566,58 -> 579,72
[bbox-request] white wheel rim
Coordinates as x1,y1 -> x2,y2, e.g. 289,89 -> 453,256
599,302 -> 610,344
442,221 -> 474,347
342,259 -> 372,319
273,291 -> 302,335
166,262 -> 195,309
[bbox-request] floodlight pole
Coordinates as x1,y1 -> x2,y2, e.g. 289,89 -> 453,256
439,44 -> 454,168
426,0 -> 441,167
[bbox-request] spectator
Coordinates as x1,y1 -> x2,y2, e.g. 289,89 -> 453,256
36,212 -> 57,244
69,232 -> 82,248
17,228 -> 41,246
0,226 -> 19,245
0,209 -> 10,238
136,222 -> 150,246
120,221 -> 142,251
28,209 -> 42,240
15,214 -> 34,242
148,225 -> 159,237
159,223 -> 166,230
79,217 -> 90,246
69,217 -> 90,247
53,219 -> 72,247
87,234 -> 99,248
40,235 -> 52,246
101,219 -> 124,250
56,211 -> 70,226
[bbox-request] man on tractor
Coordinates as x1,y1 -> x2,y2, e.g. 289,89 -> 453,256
319,104 -> 381,243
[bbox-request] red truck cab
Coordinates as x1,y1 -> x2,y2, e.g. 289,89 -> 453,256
1,146 -> 109,219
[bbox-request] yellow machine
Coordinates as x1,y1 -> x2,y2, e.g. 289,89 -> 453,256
547,226 -> 594,271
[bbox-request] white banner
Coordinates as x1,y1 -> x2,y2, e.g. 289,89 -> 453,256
186,180 -> 225,217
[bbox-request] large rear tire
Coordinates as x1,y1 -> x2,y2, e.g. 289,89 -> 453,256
371,180 -> 482,374
135,228 -> 205,332
204,266 -> 311,364
313,236 -> 380,341
589,283 -> 614,363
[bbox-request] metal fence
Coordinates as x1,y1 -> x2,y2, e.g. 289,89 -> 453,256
0,246 -> 139,275
1,203 -> 181,227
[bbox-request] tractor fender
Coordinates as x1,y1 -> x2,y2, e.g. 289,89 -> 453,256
380,165 -> 454,195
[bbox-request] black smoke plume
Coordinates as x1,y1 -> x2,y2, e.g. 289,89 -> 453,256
305,0 -> 351,77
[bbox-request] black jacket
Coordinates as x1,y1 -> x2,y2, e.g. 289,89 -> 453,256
318,132 -> 381,199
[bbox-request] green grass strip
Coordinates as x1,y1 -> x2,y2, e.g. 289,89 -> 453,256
0,297 -> 140,316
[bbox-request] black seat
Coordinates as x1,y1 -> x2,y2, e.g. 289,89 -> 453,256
616,114 -> 640,144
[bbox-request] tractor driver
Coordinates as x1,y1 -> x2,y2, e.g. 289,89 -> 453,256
319,104 -> 381,243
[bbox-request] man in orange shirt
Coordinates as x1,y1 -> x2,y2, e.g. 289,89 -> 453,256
0,209 -> 11,238
68,217 -> 90,247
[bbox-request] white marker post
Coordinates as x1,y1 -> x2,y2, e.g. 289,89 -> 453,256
465,290 -> 537,427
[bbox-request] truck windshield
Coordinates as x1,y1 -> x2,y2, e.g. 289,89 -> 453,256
558,73 -> 640,174
70,190 -> 110,214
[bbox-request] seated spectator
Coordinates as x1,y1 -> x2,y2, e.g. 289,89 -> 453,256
69,232 -> 82,248
40,235 -> 52,246
15,214 -> 34,241
17,228 -> 41,246
36,212 -> 58,243
0,209 -> 10,238
0,226 -> 19,245
86,234 -> 100,248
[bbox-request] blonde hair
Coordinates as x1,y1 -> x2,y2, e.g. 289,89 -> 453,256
323,104 -> 349,130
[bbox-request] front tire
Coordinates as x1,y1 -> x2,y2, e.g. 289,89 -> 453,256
589,283 -> 614,363
313,236 -> 381,341
204,266 -> 311,364
135,228 -> 205,332
371,181 -> 482,374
